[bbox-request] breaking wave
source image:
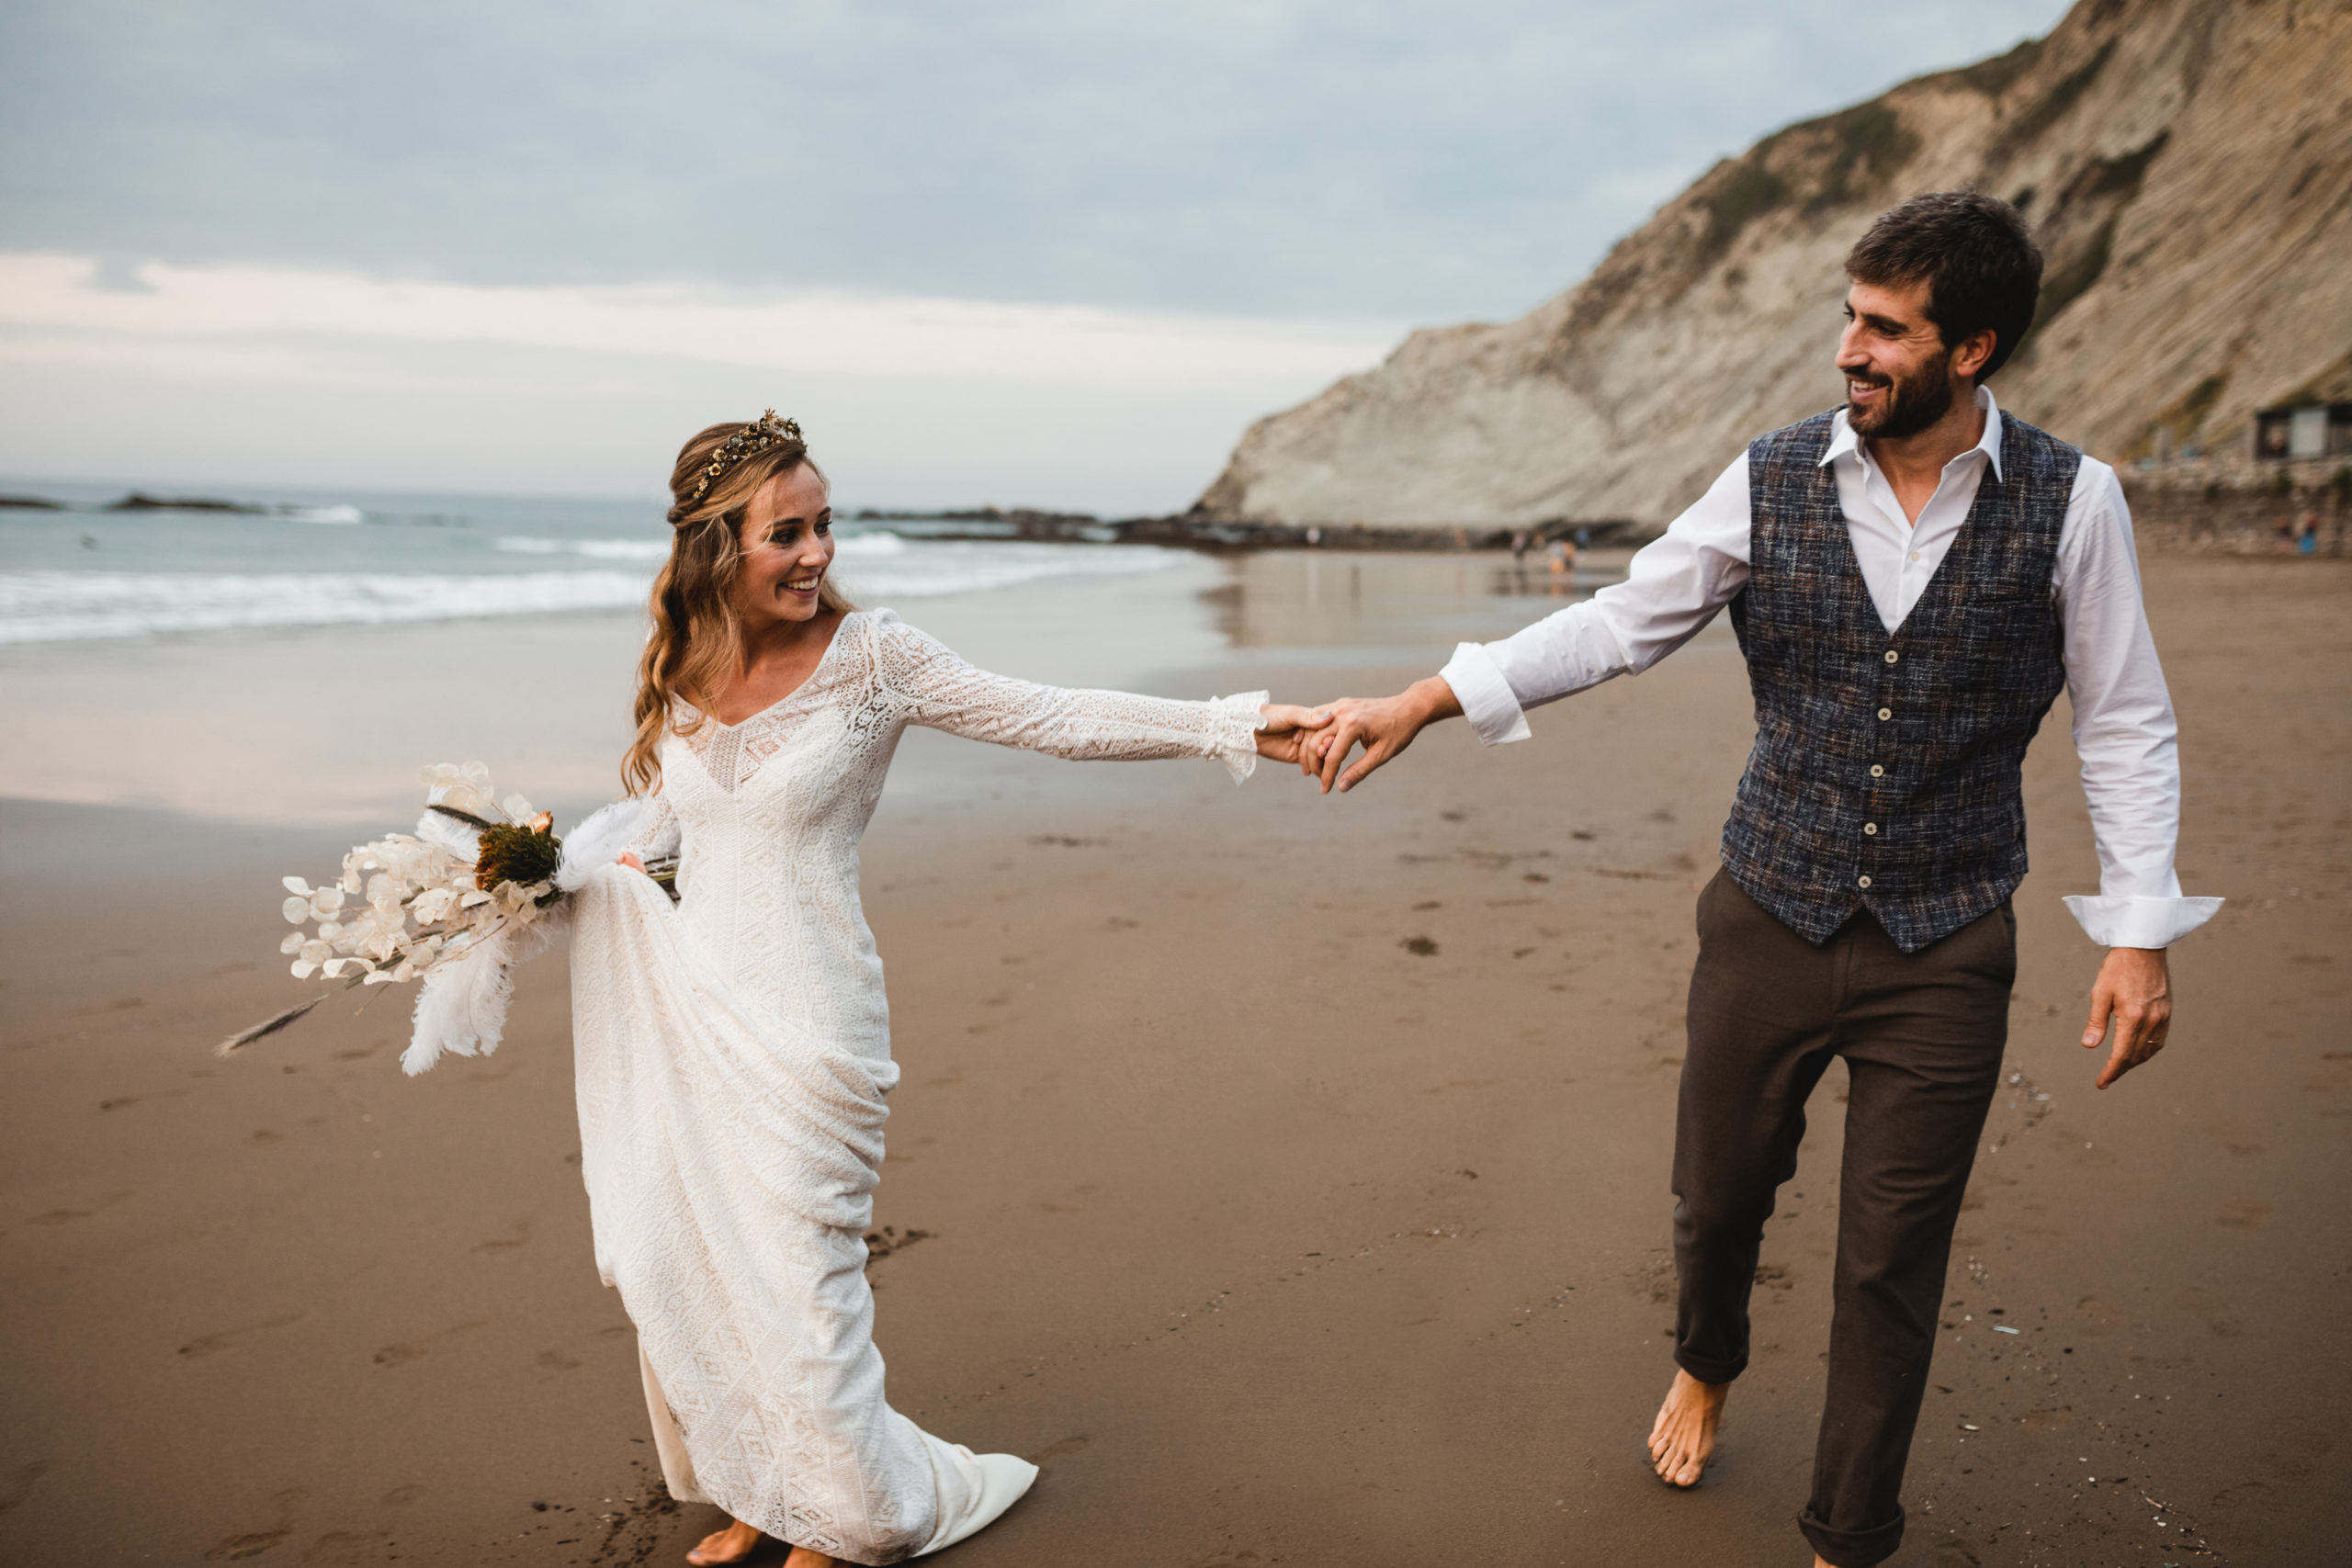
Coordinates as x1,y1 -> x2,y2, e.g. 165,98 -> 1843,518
0,536 -> 1182,644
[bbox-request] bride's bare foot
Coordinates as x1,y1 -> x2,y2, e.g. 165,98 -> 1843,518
1647,1367 -> 1728,1487
783,1550 -> 836,1568
684,1519 -> 763,1565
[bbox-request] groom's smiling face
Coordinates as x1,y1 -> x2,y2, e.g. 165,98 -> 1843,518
1838,277 -> 1966,440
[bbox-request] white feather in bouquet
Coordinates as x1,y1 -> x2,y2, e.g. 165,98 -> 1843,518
217,763 -> 653,1072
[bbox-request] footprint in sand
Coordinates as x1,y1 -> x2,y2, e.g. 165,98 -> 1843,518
1034,1434 -> 1088,1465
25,1190 -> 133,1226
304,1529 -> 392,1562
537,1348 -> 582,1372
864,1226 -> 934,1261
381,1484 -> 425,1506
202,1488 -> 305,1562
179,1312 -> 304,1359
0,1459 -> 53,1515
372,1320 -> 488,1368
473,1222 -> 531,1254
99,1089 -> 189,1113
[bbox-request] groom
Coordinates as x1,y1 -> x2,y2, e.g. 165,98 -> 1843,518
1301,192 -> 2215,1567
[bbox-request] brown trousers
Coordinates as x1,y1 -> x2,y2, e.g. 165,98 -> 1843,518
1673,872 -> 2014,1567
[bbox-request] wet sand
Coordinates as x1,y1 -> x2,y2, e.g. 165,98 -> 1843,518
2,551 -> 2346,1565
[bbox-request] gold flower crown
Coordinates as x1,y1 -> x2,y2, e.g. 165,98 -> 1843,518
684,411 -> 805,511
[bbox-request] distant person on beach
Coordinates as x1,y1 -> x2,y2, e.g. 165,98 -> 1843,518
1546,535 -> 1577,594
572,413 -> 1328,1567
1290,193 -> 2218,1568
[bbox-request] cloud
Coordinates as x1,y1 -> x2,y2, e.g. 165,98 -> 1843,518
0,2 -> 2071,507
0,253 -> 1403,512
0,254 -> 1399,388
0,1 -> 2067,322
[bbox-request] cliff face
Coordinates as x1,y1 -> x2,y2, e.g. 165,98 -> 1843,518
1196,0 -> 2352,529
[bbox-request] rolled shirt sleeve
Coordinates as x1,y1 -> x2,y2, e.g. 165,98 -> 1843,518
2052,461 -> 2222,948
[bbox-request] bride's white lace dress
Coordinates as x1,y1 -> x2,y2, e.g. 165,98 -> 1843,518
567,609 -> 1265,1562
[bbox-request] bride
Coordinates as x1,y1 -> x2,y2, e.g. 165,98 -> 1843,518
568,412 -> 1323,1566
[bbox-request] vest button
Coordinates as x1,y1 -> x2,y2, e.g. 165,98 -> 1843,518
1870,764 -> 1884,777
1864,822 -> 1879,835
1857,874 -> 1873,889
1883,649 -> 1900,664
1877,707 -> 1893,721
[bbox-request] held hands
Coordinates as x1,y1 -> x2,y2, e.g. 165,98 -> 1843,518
1254,704 -> 1337,765
2082,945 -> 2172,1089
1290,677 -> 1464,794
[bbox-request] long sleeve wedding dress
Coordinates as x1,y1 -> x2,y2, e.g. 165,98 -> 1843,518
567,609 -> 1265,1563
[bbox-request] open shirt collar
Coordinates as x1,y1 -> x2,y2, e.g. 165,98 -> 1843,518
1822,384 -> 2005,483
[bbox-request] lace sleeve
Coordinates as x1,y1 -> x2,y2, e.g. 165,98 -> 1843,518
869,611 -> 1267,782
625,787 -> 680,862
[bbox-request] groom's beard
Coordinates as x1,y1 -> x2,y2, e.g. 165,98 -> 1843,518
1847,360 -> 1958,439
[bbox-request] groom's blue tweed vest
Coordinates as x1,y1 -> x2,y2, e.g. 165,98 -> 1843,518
1721,408 -> 2079,953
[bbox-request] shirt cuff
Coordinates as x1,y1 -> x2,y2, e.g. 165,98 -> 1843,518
2061,895 -> 2225,949
1439,642 -> 1532,745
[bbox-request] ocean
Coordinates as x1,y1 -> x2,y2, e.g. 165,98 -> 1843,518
0,478 -> 1624,822
0,479 -> 1187,645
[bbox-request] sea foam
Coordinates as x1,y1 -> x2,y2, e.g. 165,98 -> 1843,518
1,536 -> 1182,644
0,570 -> 654,643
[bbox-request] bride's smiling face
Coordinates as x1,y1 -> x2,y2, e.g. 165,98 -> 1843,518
732,464 -> 835,628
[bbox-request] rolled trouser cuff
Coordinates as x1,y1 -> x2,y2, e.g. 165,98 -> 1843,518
1672,1344 -> 1746,1385
1799,1502 -> 1905,1567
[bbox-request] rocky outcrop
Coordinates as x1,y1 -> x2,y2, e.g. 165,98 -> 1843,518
1195,0 -> 2352,530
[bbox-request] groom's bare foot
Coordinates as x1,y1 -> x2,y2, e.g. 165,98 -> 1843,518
1647,1368 -> 1728,1487
684,1520 -> 763,1565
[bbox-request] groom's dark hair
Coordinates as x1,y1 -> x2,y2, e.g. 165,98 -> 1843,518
1845,191 -> 2042,381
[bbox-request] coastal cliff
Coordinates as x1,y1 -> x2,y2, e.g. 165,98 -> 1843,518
1194,0 -> 2352,531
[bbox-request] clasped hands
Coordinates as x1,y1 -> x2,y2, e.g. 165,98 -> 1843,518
1255,676 -> 1462,791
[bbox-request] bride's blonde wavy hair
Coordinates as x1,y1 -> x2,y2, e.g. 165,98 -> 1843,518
624,420 -> 855,795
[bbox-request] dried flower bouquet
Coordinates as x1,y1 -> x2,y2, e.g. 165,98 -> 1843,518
219,762 -> 653,1075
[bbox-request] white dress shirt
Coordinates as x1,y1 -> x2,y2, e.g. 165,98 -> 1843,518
1438,387 -> 2220,950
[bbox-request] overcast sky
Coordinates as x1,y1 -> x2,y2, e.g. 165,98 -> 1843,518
0,0 -> 2066,512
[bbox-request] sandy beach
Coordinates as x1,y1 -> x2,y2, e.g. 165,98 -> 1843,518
2,548 -> 2346,1566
